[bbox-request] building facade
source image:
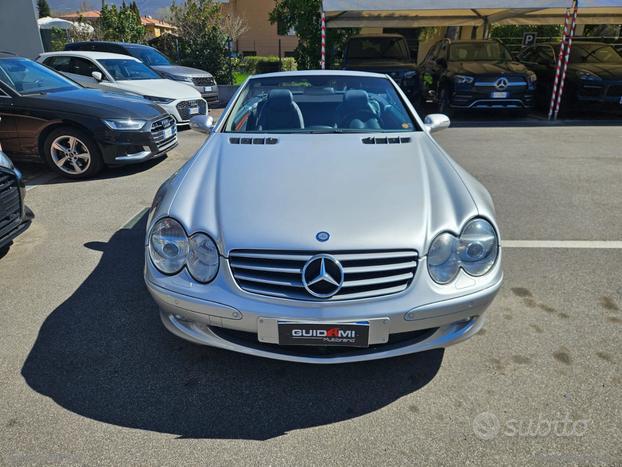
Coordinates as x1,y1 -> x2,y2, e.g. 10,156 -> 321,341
221,0 -> 298,57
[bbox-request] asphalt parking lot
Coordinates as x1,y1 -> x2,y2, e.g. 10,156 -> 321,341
1,116 -> 621,465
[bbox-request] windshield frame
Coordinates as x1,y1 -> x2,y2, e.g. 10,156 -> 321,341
221,73 -> 422,135
98,58 -> 161,81
558,43 -> 622,64
0,57 -> 81,96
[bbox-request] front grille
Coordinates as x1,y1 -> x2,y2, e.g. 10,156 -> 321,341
474,77 -> 527,90
150,115 -> 177,150
606,85 -> 622,97
0,170 -> 21,239
229,249 -> 418,301
192,76 -> 216,87
176,99 -> 207,121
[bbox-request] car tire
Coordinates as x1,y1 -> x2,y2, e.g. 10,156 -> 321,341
42,127 -> 104,179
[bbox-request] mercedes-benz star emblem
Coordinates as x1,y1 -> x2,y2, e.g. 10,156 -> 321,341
495,77 -> 509,90
302,254 -> 344,298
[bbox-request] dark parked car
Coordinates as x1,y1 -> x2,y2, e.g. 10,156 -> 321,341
0,145 -> 33,253
342,34 -> 420,102
0,54 -> 177,179
65,41 -> 219,103
518,41 -> 622,112
418,39 -> 537,114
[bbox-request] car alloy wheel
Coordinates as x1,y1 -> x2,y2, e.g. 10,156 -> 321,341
49,135 -> 92,175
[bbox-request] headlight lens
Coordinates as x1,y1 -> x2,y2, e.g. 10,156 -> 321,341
144,95 -> 175,104
404,70 -> 417,79
428,219 -> 498,284
103,118 -> 147,130
577,70 -> 601,81
149,218 -> 189,274
457,219 -> 498,276
454,74 -> 474,85
187,233 -> 220,283
170,75 -> 193,83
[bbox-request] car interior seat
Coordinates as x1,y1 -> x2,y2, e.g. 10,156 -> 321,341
257,89 -> 305,131
335,89 -> 381,129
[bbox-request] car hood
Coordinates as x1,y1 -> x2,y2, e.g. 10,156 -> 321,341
167,133 -> 479,255
152,64 -> 213,78
570,62 -> 622,80
113,79 -> 201,99
18,88 -> 166,119
448,61 -> 529,76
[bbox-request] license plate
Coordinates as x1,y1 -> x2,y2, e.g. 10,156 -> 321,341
491,91 -> 508,98
163,127 -> 173,138
277,321 -> 370,347
189,106 -> 199,115
204,86 -> 212,92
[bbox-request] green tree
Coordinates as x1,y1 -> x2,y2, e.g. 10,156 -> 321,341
130,1 -> 141,19
269,0 -> 356,69
169,0 -> 229,83
37,0 -> 51,18
98,3 -> 145,43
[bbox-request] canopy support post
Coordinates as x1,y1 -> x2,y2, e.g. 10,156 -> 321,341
320,10 -> 326,70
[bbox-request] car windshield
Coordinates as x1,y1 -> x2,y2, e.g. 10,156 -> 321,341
562,44 -> 622,63
346,38 -> 409,60
224,75 -> 419,134
126,46 -> 171,66
0,57 -> 79,95
449,42 -> 512,61
98,58 -> 160,80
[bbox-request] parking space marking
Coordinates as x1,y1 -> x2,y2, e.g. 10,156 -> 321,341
122,207 -> 149,229
25,172 -> 59,191
504,240 -> 622,249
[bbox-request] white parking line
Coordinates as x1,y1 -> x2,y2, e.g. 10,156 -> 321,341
25,172 -> 59,191
503,240 -> 622,249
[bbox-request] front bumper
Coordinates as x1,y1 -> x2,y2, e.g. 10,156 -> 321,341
99,118 -> 178,166
450,85 -> 536,110
145,251 -> 503,364
0,206 -> 33,250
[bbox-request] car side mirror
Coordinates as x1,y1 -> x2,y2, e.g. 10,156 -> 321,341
190,115 -> 215,134
424,114 -> 450,133
91,71 -> 103,81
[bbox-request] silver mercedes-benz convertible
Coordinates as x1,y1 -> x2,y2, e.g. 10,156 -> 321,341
144,70 -> 503,364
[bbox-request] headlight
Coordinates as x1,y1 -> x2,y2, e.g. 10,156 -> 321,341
428,219 -> 498,284
187,233 -> 220,283
144,95 -> 175,104
454,74 -> 474,85
404,71 -> 417,79
170,75 -> 193,83
148,218 -> 189,274
103,118 -> 147,130
0,151 -> 14,170
577,70 -> 601,81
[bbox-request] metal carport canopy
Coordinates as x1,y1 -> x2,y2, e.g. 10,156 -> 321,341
322,1 -> 622,27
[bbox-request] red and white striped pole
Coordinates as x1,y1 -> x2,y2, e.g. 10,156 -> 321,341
320,10 -> 326,70
553,1 -> 578,120
548,5 -> 572,120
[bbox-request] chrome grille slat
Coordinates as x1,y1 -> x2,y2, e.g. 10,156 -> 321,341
229,249 -> 418,301
342,272 -> 414,288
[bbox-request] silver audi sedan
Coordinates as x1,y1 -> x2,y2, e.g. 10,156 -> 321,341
144,70 -> 503,364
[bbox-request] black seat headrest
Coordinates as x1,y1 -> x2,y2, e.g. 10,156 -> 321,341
267,89 -> 295,110
343,89 -> 370,109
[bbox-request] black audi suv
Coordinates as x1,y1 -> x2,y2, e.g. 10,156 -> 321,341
342,34 -> 420,103
518,41 -> 622,113
418,39 -> 537,115
0,146 -> 33,254
0,54 -> 177,179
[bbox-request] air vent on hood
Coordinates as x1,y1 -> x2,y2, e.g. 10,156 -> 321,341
362,136 -> 411,145
229,137 -> 278,145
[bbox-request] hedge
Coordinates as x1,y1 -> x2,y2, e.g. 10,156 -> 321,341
235,56 -> 297,75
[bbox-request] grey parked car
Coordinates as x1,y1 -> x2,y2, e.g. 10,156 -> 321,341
145,71 -> 503,364
64,41 -> 219,103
